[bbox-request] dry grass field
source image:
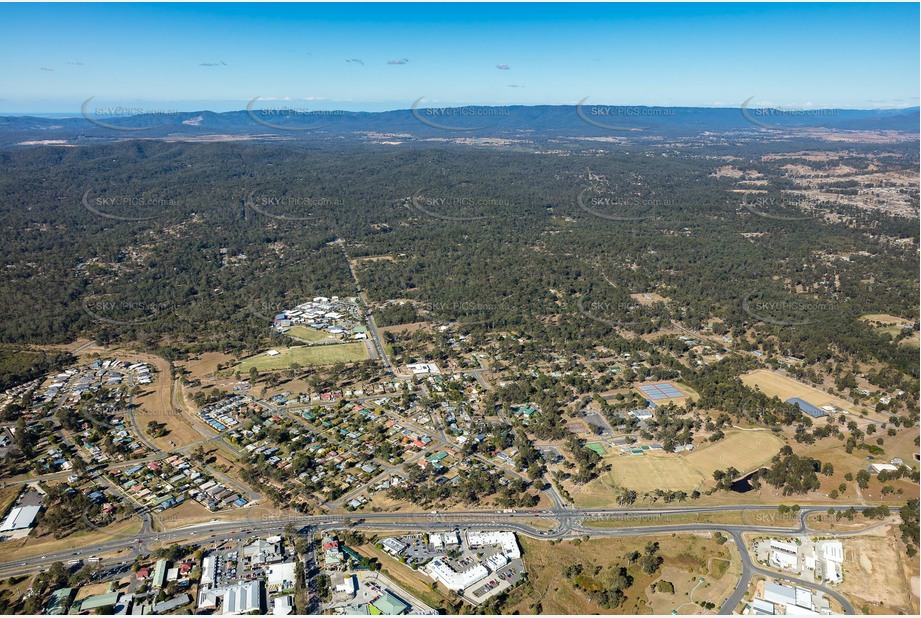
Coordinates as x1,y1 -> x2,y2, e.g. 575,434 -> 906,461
584,510 -> 798,530
0,486 -> 20,518
860,313 -> 912,326
502,534 -> 739,615
573,430 -> 784,504
742,369 -> 870,414
793,436 -> 919,505
183,352 -> 237,380
134,378 -> 210,450
0,516 -> 142,561
236,343 -> 369,371
378,321 -> 432,335
860,313 -> 919,346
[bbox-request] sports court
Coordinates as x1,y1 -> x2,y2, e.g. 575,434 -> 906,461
636,382 -> 684,401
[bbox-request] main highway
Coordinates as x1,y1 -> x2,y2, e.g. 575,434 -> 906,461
1,503 -> 891,614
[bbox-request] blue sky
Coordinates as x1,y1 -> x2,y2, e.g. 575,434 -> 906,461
1,2 -> 918,114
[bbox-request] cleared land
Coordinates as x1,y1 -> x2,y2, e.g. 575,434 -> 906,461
860,313 -> 912,326
577,430 -> 783,501
836,528 -> 920,615
741,369 -> 868,414
501,534 -> 739,615
184,351 -> 236,380
630,292 -> 670,305
236,344 -> 369,371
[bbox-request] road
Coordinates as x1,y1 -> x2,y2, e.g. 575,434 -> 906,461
0,502 -> 891,617
338,240 -> 398,377
719,528 -> 855,615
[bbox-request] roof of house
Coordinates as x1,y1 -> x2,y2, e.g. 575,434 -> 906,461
77,592 -> 121,611
153,594 -> 191,614
44,588 -> 73,615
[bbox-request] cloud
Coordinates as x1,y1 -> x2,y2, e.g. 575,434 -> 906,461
200,61 -> 227,67
387,58 -> 409,65
346,58 -> 364,65
496,63 -> 510,70
507,84 -> 524,88
40,67 -> 54,72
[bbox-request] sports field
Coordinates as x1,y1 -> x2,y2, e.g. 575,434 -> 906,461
741,369 -> 861,413
284,325 -> 338,342
236,344 -> 369,371
602,430 -> 784,493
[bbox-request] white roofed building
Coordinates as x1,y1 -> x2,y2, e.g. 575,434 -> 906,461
0,505 -> 40,533
466,530 -> 520,559
382,537 -> 407,555
430,531 -> 460,549
426,558 -> 488,592
822,541 -> 843,563
266,562 -> 297,591
198,580 -> 263,615
201,556 -> 217,587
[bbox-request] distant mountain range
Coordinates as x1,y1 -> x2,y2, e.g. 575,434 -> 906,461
0,104 -> 917,146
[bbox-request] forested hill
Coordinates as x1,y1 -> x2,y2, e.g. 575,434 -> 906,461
0,139 -> 917,386
0,104 -> 917,147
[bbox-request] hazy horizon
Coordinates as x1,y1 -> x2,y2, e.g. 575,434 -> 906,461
2,2 -> 918,114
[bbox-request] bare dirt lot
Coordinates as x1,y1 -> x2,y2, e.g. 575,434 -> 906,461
837,526 -> 920,615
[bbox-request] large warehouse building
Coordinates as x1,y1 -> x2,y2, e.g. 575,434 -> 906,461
786,398 -> 828,418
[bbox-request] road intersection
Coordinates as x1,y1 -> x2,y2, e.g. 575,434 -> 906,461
1,502 -> 890,614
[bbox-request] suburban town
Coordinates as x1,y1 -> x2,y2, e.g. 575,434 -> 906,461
0,2 -> 919,615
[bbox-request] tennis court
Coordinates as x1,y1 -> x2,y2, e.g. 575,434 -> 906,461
637,382 -> 684,401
